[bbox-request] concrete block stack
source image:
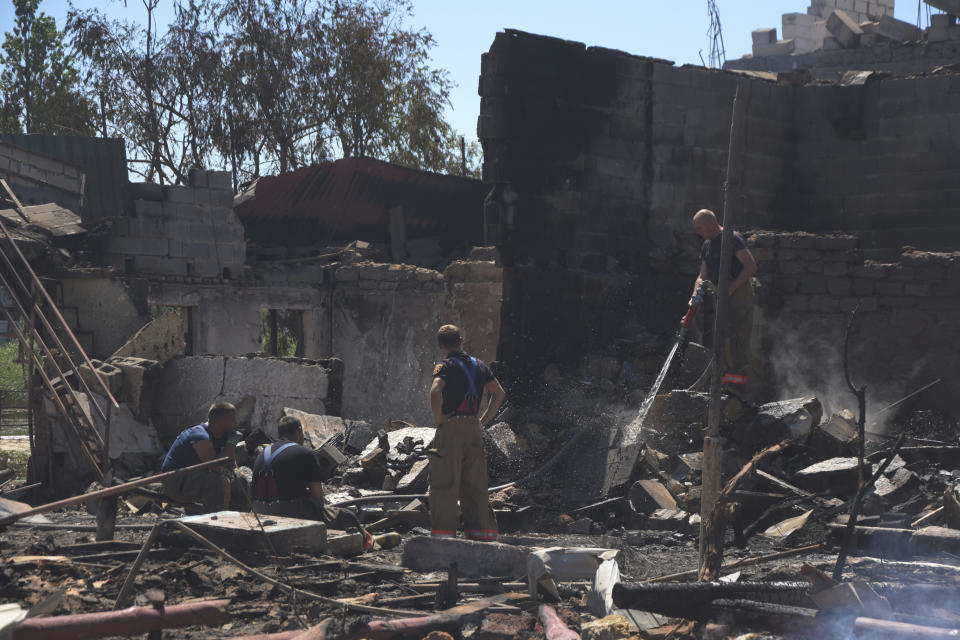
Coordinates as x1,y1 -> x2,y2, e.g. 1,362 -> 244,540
103,169 -> 246,279
742,0 -> 905,60
808,0 -> 895,23
928,7 -> 960,42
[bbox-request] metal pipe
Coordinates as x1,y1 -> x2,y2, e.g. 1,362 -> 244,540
0,456 -> 230,528
11,599 -> 231,640
114,522 -> 165,609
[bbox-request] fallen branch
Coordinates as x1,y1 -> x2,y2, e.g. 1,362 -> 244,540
644,543 -> 822,583
11,599 -> 230,640
699,439 -> 792,580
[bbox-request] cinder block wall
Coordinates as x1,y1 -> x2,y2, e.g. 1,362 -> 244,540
101,169 -> 246,279
480,28 -> 960,378
747,230 -> 959,414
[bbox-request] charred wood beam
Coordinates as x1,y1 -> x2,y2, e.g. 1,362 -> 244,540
612,581 -> 809,618
854,616 -> 960,638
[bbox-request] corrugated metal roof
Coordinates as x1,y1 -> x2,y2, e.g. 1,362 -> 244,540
0,134 -> 128,223
234,157 -> 487,246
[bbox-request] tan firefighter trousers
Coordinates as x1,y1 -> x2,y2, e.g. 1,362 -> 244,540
428,415 -> 498,541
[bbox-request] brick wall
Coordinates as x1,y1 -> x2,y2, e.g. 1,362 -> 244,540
748,230 -> 959,410
101,169 -> 246,279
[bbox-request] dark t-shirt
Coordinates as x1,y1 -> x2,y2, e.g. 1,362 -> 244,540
700,231 -> 748,285
160,423 -> 236,472
252,440 -> 324,500
433,351 -> 495,416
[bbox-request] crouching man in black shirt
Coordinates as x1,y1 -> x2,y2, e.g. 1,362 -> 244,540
252,416 -> 363,535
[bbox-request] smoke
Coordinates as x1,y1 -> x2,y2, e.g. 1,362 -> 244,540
764,313 -> 923,435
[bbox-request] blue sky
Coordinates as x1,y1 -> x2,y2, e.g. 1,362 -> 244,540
2,0 -> 924,144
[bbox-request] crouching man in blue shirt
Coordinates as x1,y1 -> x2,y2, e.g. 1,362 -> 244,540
160,401 -> 248,513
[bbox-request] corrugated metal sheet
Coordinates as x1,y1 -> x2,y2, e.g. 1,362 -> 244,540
0,134 -> 128,223
235,157 -> 487,247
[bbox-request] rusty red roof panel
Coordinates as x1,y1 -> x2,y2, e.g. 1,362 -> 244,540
234,157 -> 487,239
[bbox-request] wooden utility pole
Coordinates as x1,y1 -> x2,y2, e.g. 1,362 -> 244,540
699,78 -> 752,575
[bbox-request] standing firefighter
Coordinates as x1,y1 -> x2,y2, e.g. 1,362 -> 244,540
428,324 -> 505,541
690,208 -> 761,399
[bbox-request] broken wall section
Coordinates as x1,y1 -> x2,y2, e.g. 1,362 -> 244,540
100,169 -> 245,279
146,257 -> 502,428
748,230 -> 960,414
153,354 -> 340,445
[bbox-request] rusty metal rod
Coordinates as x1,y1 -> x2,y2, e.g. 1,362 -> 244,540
114,522 -> 165,609
0,456 -> 230,528
11,598 -> 231,640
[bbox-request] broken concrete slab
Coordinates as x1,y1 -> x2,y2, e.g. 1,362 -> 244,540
401,536 -> 530,578
876,15 -> 922,42
826,9 -> 863,48
874,467 -> 919,504
396,458 -> 430,492
732,396 -> 820,448
109,310 -> 186,364
795,457 -> 861,493
180,511 -> 327,555
281,408 -> 345,448
810,410 -> 859,457
77,392 -> 162,461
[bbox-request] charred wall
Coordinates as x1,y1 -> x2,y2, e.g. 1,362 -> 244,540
480,28 -> 960,381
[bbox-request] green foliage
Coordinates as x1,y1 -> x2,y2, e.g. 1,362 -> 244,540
0,340 -> 28,391
65,0 -> 478,184
0,0 -> 95,134
261,309 -> 301,358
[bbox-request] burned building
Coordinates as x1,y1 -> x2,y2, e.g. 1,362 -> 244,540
2,4 -> 960,637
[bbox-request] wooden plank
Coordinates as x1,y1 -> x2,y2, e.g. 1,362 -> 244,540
630,480 -> 677,511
